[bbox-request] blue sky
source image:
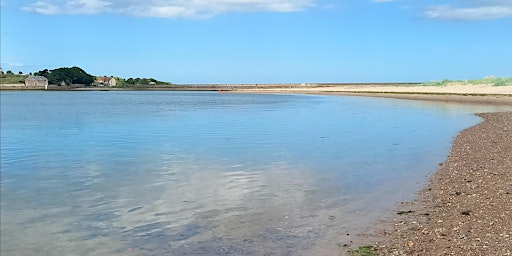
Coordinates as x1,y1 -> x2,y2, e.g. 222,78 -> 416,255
1,0 -> 511,84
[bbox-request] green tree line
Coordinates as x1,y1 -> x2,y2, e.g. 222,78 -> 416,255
35,67 -> 94,86
25,66 -> 170,87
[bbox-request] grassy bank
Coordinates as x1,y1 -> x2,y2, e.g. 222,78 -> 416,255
0,73 -> 29,84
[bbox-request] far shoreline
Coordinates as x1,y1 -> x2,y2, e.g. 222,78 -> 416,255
2,83 -> 512,105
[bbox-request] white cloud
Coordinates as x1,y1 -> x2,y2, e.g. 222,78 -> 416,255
140,6 -> 196,18
22,1 -> 61,14
66,0 -> 113,14
426,1 -> 512,20
21,0 -> 315,18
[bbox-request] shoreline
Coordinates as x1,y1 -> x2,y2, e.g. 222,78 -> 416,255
228,84 -> 512,105
243,91 -> 512,105
375,112 -> 512,255
227,86 -> 512,255
6,83 -> 510,105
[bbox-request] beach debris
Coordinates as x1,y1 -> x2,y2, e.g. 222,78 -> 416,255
397,210 -> 415,215
407,241 -> 414,247
461,210 -> 472,216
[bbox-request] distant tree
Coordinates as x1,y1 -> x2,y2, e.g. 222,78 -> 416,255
34,69 -> 49,77
41,67 -> 94,86
6,70 -> 13,74
115,77 -> 126,86
98,76 -> 167,87
18,71 -> 23,75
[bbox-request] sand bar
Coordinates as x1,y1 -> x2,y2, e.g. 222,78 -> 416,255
233,83 -> 512,105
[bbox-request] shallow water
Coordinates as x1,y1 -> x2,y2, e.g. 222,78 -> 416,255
1,91 -> 510,255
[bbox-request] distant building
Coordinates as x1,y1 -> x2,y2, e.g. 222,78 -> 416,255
25,76 -> 49,88
96,76 -> 117,87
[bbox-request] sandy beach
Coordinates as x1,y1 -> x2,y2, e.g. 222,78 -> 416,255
234,83 -> 512,255
233,83 -> 512,105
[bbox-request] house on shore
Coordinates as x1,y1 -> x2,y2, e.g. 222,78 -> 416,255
96,76 -> 117,87
25,76 -> 49,88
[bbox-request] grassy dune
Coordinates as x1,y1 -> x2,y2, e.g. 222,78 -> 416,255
423,77 -> 512,87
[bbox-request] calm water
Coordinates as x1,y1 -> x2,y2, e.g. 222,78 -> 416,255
1,91 -> 510,256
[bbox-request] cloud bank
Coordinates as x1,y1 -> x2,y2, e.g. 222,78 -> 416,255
21,0 -> 512,20
426,1 -> 512,20
22,0 -> 315,18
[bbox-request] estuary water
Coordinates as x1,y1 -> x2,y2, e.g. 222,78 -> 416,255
1,91 -> 509,256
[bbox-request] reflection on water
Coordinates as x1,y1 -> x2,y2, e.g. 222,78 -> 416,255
1,91 -> 510,255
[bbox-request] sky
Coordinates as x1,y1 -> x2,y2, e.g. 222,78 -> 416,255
1,0 -> 511,84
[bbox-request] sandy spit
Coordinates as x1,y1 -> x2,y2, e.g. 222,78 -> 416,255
233,84 -> 512,105
233,83 -> 512,95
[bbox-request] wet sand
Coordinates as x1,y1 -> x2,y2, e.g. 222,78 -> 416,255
233,84 -> 512,255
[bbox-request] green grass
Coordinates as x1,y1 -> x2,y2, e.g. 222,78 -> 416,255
489,77 -> 512,86
423,77 -> 512,87
348,245 -> 378,256
0,73 -> 29,84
